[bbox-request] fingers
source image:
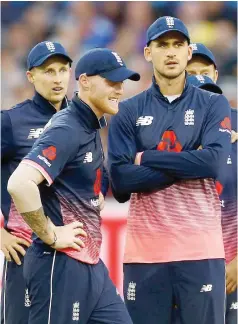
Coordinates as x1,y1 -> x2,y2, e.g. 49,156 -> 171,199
226,281 -> 236,294
73,237 -> 85,248
12,243 -> 27,257
16,238 -> 31,247
70,221 -> 84,229
71,243 -> 83,252
73,227 -> 87,237
2,248 -> 12,262
7,246 -> 21,265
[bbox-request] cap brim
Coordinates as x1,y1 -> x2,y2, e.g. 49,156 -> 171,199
199,83 -> 222,94
148,29 -> 190,45
29,52 -> 73,69
100,67 -> 140,82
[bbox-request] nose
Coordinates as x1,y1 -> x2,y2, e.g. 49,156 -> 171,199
114,82 -> 124,95
166,48 -> 176,58
54,72 -> 62,84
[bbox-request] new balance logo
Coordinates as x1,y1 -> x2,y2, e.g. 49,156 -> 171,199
28,128 -> 44,139
91,198 -> 100,207
45,41 -> 55,52
112,52 -> 124,66
230,302 -> 238,310
127,281 -> 136,301
227,155 -> 232,164
166,16 -> 174,28
24,289 -> 31,307
191,43 -> 198,51
136,116 -> 153,126
184,109 -> 194,126
200,284 -> 212,292
72,301 -> 80,321
83,152 -> 93,163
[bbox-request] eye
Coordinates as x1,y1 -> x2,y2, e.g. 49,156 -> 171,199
45,70 -> 53,75
202,72 -> 209,76
175,43 -> 184,47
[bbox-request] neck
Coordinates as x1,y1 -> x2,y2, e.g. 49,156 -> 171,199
49,101 -> 62,112
154,70 -> 186,96
77,92 -> 103,119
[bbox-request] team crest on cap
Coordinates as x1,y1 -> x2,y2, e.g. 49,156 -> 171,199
196,75 -> 205,83
166,17 -> 174,28
191,43 -> 198,51
112,52 -> 123,66
45,41 -> 55,52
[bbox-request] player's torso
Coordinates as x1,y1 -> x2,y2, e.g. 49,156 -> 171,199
2,98 -> 58,239
124,85 -> 224,263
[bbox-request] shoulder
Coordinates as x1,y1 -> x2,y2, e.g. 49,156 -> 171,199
5,99 -> 32,115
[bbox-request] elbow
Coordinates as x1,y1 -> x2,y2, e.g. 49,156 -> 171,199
206,160 -> 219,179
7,174 -> 20,197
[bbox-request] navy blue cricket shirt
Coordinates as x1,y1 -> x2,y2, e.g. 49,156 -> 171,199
23,94 -> 107,264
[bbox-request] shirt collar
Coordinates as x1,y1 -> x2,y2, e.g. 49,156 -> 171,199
71,93 -> 107,130
150,73 -> 191,102
32,91 -> 69,115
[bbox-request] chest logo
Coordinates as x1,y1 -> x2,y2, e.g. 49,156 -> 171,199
83,152 -> 93,163
136,116 -> 153,126
157,130 -> 182,152
184,109 -> 194,126
28,128 -> 44,139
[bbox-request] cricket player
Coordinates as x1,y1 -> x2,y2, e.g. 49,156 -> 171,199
186,44 -> 238,324
7,48 -> 140,324
1,41 -> 72,324
108,16 -> 231,324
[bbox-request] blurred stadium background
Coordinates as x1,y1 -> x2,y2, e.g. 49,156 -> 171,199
1,1 -> 237,294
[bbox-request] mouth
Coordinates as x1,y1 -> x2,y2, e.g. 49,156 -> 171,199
109,98 -> 119,103
52,87 -> 63,93
165,61 -> 178,67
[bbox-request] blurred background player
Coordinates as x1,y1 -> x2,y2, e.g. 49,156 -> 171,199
7,48 -> 140,324
1,41 -> 72,324
108,16 -> 231,324
186,44 -> 237,324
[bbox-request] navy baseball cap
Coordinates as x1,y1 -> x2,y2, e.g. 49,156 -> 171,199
75,48 -> 140,82
190,43 -> 217,68
146,16 -> 190,46
27,41 -> 72,70
187,75 -> 222,94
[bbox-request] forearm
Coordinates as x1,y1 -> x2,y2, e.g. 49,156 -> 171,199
21,207 -> 55,245
140,149 -> 221,179
110,163 -> 175,196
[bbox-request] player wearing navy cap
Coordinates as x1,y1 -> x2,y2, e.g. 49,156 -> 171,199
108,16 -> 231,324
1,41 -> 72,324
186,44 -> 238,324
187,42 -> 218,82
7,48 -> 140,324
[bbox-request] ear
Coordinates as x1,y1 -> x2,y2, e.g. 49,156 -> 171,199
188,45 -> 193,61
79,73 -> 90,91
214,69 -> 219,83
26,71 -> 34,84
144,46 -> 152,63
